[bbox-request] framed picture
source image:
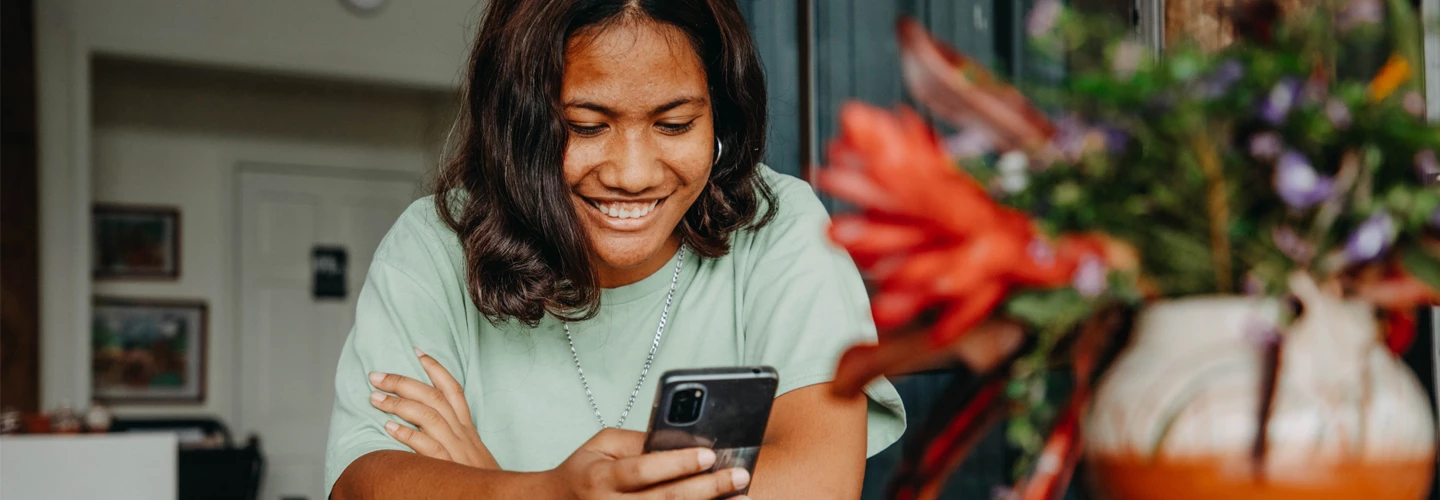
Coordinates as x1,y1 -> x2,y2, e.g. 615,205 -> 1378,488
91,298 -> 207,404
92,204 -> 180,279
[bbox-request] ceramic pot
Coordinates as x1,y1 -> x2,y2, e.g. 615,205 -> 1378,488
1084,277 -> 1436,500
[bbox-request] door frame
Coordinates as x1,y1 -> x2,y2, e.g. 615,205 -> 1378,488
228,161 -> 420,433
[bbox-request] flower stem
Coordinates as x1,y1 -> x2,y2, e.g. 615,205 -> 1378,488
1192,131 -> 1233,293
1309,150 -> 1360,276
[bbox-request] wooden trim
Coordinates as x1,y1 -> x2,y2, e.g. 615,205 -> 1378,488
1,0 -> 40,413
90,297 -> 208,405
91,204 -> 182,280
1137,0 -> 1166,51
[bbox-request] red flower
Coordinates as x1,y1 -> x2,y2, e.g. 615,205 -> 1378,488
896,17 -> 1054,152
818,103 -> 1100,396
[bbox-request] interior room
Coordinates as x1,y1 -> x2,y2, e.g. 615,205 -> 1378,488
3,0 -> 1438,499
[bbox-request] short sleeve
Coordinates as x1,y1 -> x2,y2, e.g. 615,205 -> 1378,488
741,169 -> 906,457
323,205 -> 474,497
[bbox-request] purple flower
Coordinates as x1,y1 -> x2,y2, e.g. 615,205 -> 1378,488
1099,125 -> 1129,152
1415,149 -> 1439,184
1346,213 -> 1397,262
1249,132 -> 1283,161
1072,255 -> 1107,297
1339,0 -> 1385,30
944,128 -> 995,159
1403,91 -> 1427,117
1198,60 -> 1244,98
1274,150 -> 1333,208
1027,0 -> 1062,38
1272,226 -> 1315,262
1050,115 -> 1090,161
1324,98 -> 1351,129
1260,78 -> 1301,125
1027,238 -> 1056,266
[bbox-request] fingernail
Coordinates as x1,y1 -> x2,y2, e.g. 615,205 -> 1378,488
385,421 -> 399,433
368,372 -> 384,385
731,468 -> 750,489
697,448 -> 716,469
414,347 -> 425,358
370,391 -> 386,404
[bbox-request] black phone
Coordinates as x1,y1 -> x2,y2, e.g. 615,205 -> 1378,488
643,366 -> 779,498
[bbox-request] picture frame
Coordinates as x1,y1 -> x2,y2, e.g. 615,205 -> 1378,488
91,297 -> 207,404
92,204 -> 181,279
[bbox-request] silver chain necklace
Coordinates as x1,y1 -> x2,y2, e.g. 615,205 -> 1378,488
564,247 -> 686,429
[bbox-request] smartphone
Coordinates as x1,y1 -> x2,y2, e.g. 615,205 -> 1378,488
643,366 -> 779,498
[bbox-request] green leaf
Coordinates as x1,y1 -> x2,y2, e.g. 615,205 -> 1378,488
1400,246 -> 1440,292
1004,289 -> 1087,328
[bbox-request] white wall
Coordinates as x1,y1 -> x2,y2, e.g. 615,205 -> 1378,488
85,59 -> 451,422
52,0 -> 485,89
37,0 -> 482,413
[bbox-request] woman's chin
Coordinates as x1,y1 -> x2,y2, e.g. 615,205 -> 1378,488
594,247 -> 666,270
592,239 -> 681,285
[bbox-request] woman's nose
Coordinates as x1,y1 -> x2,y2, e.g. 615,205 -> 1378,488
597,131 -> 666,193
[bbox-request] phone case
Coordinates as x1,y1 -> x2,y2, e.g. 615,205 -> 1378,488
643,366 -> 779,498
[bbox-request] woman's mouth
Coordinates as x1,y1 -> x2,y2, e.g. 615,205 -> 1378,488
585,197 -> 664,223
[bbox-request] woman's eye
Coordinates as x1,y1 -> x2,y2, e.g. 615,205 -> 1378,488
568,123 -> 607,137
656,120 -> 696,135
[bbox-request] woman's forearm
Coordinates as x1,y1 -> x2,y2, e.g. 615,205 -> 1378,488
332,450 -> 562,499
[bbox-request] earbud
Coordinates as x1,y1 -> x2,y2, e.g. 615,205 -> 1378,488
715,139 -> 723,164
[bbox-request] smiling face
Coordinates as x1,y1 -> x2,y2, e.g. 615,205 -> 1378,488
562,19 -> 714,288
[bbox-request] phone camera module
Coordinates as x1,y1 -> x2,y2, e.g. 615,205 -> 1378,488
666,387 -> 706,425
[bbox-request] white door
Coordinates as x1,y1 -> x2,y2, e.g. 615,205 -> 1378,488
238,168 -> 418,500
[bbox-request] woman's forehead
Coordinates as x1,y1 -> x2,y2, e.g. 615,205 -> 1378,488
562,20 -> 708,111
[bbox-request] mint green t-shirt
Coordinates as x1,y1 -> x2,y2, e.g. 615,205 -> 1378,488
324,167 -> 906,494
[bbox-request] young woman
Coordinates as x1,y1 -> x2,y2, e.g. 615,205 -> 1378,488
326,0 -> 906,498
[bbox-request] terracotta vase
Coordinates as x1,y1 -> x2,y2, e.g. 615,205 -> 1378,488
1084,277 -> 1436,500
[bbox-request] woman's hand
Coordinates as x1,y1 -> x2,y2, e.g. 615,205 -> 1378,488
547,428 -> 752,500
368,348 -> 499,469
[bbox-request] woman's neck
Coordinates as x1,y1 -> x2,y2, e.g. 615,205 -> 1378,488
594,237 -> 682,289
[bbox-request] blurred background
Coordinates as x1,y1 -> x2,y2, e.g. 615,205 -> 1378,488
1,1 -> 1437,499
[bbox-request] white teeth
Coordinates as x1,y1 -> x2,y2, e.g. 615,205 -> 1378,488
592,199 -> 660,219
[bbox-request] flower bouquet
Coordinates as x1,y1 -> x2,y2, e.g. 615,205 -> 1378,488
820,1 -> 1440,499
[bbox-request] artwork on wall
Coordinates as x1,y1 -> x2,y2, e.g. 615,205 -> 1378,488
91,298 -> 207,404
92,204 -> 180,279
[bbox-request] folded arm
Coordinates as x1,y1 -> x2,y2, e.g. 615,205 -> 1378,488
332,451 -> 554,499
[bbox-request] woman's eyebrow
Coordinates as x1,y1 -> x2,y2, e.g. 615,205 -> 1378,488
562,96 -> 707,117
648,96 -> 706,115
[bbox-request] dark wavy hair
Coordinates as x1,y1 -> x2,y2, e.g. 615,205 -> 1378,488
434,0 -> 775,326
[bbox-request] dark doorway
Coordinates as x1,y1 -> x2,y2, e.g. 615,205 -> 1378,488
1,0 -> 42,413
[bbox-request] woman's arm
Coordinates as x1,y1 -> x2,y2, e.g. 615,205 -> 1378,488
746,325 -> 1028,500
332,451 -> 557,499
334,430 -> 750,500
746,384 -> 869,500
355,353 -> 754,500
